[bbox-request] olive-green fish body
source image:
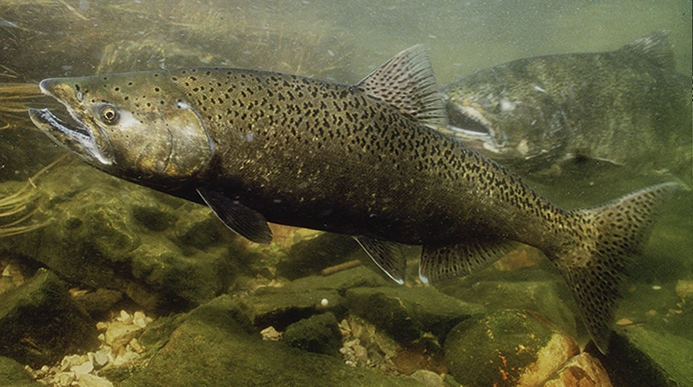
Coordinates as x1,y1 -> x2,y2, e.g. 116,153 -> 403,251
29,46 -> 677,353
441,31 -> 692,183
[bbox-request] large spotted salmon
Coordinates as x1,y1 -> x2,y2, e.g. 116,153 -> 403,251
29,45 -> 676,353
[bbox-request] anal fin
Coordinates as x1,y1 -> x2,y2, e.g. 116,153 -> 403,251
419,239 -> 519,284
354,236 -> 407,284
197,187 -> 272,244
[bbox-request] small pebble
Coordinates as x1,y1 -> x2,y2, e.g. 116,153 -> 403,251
129,338 -> 145,353
71,360 -> 94,377
132,311 -> 148,327
78,373 -> 115,387
105,321 -> 144,349
615,318 -> 634,326
112,351 -> 140,368
118,310 -> 133,325
353,345 -> 368,361
60,354 -> 86,372
93,350 -> 110,367
410,370 -> 444,387
96,322 -> 109,331
260,326 -> 282,341
55,372 -> 75,386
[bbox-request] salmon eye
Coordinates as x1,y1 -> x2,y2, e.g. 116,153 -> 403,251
99,105 -> 120,125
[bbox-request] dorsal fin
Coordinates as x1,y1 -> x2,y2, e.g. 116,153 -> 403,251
357,45 -> 448,128
618,31 -> 675,71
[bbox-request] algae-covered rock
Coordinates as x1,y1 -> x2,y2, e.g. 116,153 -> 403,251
346,286 -> 485,344
0,164 -> 241,312
121,295 -> 425,387
542,352 -> 613,387
72,288 -> 124,319
440,280 -> 578,339
586,326 -> 693,387
0,268 -> 99,368
0,356 -> 43,387
233,285 -> 345,331
284,312 -> 342,356
291,265 -> 394,293
444,309 -> 579,387
276,233 -> 361,280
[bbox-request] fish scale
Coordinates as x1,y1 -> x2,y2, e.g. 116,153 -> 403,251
29,45 -> 677,354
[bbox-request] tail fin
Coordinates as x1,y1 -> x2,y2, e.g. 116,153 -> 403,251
553,182 -> 678,354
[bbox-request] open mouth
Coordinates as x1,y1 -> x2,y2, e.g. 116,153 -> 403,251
28,106 -> 114,166
442,105 -> 505,154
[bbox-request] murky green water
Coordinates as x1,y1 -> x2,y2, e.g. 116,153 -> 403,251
0,0 -> 691,385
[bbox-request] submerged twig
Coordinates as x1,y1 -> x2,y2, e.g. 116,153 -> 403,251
321,259 -> 362,276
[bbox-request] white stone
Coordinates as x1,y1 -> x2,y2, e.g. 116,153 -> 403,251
55,372 -> 75,387
260,326 -> 282,341
71,360 -> 94,377
132,311 -> 148,328
118,310 -> 133,325
129,338 -> 145,353
353,344 -> 368,361
105,321 -> 143,348
78,373 -> 115,387
410,370 -> 445,387
112,350 -> 140,368
93,350 -> 110,367
1,264 -> 13,277
60,354 -> 86,371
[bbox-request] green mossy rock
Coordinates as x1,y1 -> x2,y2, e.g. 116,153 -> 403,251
0,269 -> 99,368
0,164 -> 241,312
0,356 -> 43,387
346,286 -> 485,344
440,279 -> 579,339
444,309 -> 579,387
121,295 -> 425,387
283,312 -> 342,356
276,233 -> 361,280
586,326 -> 693,387
290,265 -> 393,293
233,286 -> 345,331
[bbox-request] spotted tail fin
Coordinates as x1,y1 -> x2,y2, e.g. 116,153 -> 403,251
553,182 -> 678,354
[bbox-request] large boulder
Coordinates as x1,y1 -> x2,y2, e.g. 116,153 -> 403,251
0,164 -> 243,312
445,309 -> 579,387
121,295 -> 425,387
346,285 -> 485,344
586,326 -> 693,387
0,268 -> 99,368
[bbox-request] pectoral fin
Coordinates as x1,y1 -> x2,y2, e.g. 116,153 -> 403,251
419,239 -> 519,283
353,236 -> 407,284
197,188 -> 272,244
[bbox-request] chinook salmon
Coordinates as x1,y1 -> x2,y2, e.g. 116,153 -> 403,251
29,45 -> 676,353
440,31 -> 692,182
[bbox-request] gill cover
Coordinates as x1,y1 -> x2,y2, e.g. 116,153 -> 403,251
99,99 -> 214,179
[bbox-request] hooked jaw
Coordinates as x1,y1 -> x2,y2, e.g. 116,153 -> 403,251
28,79 -> 115,167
